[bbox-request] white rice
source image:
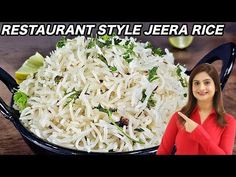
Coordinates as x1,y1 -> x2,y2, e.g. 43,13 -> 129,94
15,35 -> 189,152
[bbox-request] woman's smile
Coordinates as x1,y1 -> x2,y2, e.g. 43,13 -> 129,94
197,91 -> 208,96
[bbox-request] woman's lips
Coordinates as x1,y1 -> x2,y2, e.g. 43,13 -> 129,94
197,92 -> 208,96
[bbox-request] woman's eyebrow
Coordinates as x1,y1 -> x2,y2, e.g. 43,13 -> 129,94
203,79 -> 212,81
193,78 -> 211,82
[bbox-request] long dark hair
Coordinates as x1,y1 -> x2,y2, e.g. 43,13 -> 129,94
179,63 -> 226,127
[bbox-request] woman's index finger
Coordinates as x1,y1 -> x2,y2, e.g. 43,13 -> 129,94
178,112 -> 190,121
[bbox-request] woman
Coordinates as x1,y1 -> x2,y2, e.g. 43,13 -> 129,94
157,63 -> 236,155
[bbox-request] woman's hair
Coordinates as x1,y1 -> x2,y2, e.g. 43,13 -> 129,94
179,63 -> 226,127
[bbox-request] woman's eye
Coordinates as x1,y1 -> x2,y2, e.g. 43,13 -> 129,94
204,81 -> 210,85
193,82 -> 199,86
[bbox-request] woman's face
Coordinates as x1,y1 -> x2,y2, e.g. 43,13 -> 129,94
192,71 -> 216,103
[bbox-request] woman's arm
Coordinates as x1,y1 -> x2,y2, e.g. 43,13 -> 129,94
190,115 -> 236,155
156,112 -> 179,155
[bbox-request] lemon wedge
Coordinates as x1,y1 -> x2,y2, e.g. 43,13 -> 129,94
15,52 -> 44,84
168,36 -> 194,49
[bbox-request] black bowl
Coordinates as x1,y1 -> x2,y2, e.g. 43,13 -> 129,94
0,42 -> 235,155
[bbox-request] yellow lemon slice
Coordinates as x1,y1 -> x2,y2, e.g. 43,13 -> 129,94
168,36 -> 194,49
15,52 -> 44,84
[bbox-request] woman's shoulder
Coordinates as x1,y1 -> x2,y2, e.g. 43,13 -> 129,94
224,113 -> 236,124
171,111 -> 179,119
169,111 -> 180,123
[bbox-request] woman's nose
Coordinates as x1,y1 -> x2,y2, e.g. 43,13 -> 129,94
199,83 -> 206,90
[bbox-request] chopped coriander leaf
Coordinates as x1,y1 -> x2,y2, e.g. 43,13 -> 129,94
141,89 -> 157,109
94,104 -> 117,117
179,77 -> 188,87
13,90 -> 28,111
147,92 -> 156,109
176,65 -> 188,87
123,41 -> 135,64
176,65 -> 182,77
96,39 -> 108,48
152,48 -> 165,56
98,54 -> 108,66
114,38 -> 122,45
145,42 -> 165,56
87,39 -> 96,49
100,33 -> 116,41
87,34 -> 121,49
123,53 -> 133,63
109,66 -> 117,72
98,54 -> 117,72
56,36 -> 67,48
87,37 -> 107,49
98,33 -> 117,48
148,67 -> 158,82
100,34 -> 111,41
141,89 -> 147,103
145,41 -> 152,49
64,89 -> 82,107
